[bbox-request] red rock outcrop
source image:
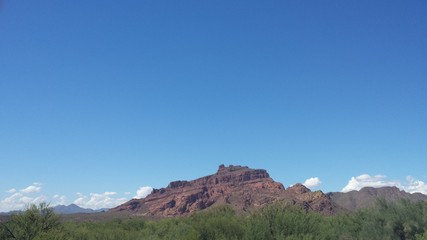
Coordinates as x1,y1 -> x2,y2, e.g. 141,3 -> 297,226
111,165 -> 337,217
286,183 -> 336,214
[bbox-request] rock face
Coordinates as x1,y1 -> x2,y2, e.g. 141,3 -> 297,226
286,184 -> 336,214
111,165 -> 337,217
328,186 -> 427,211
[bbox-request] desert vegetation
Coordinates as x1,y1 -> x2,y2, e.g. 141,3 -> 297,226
2,199 -> 427,240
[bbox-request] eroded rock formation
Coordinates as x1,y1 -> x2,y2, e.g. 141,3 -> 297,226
111,165 -> 337,217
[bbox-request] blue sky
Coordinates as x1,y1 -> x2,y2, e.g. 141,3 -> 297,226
1,0 -> 426,211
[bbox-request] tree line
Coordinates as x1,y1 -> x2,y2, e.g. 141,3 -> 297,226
2,199 -> 427,239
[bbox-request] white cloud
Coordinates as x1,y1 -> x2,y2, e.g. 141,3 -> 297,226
341,174 -> 397,192
72,192 -> 128,210
134,186 -> 153,199
0,192 -> 46,212
20,183 -> 42,194
53,194 -> 68,206
0,183 -> 48,212
303,177 -> 322,189
7,188 -> 17,193
1,183 -> 133,212
124,192 -> 131,195
104,192 -> 117,196
342,174 -> 427,194
403,176 -> 427,194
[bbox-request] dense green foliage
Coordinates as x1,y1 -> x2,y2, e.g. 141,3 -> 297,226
0,202 -> 60,240
3,199 -> 427,239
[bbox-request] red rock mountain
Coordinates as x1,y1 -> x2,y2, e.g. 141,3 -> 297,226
111,165 -> 337,217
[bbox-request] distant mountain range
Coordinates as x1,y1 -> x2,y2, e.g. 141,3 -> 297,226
1,204 -> 108,215
52,204 -> 108,214
112,164 -> 427,217
3,165 -> 427,218
328,186 -> 427,211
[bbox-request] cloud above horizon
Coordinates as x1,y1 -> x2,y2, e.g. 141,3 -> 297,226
7,188 -> 17,193
0,183 -> 46,212
134,186 -> 153,199
73,192 -> 128,210
53,194 -> 68,206
3,175 -> 426,213
0,183 -> 154,212
20,182 -> 42,193
342,174 -> 427,194
303,177 -> 322,189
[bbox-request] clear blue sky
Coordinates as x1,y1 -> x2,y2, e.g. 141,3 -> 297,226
1,0 -> 426,210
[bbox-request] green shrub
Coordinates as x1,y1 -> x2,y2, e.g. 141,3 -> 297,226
244,203 -> 322,240
1,202 -> 60,240
3,200 -> 427,240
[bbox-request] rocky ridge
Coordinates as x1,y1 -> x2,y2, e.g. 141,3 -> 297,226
111,165 -> 337,217
328,186 -> 427,211
53,204 -> 108,214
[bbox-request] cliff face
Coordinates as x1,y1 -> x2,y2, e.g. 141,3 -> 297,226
286,183 -> 336,214
111,165 -> 337,217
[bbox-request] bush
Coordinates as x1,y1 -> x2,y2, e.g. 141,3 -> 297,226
3,200 -> 427,239
244,203 -> 322,240
189,205 -> 244,240
1,202 -> 60,240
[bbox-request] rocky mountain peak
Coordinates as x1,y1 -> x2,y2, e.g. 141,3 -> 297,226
216,164 -> 255,174
111,165 -> 336,217
287,183 -> 311,194
214,164 -> 271,184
